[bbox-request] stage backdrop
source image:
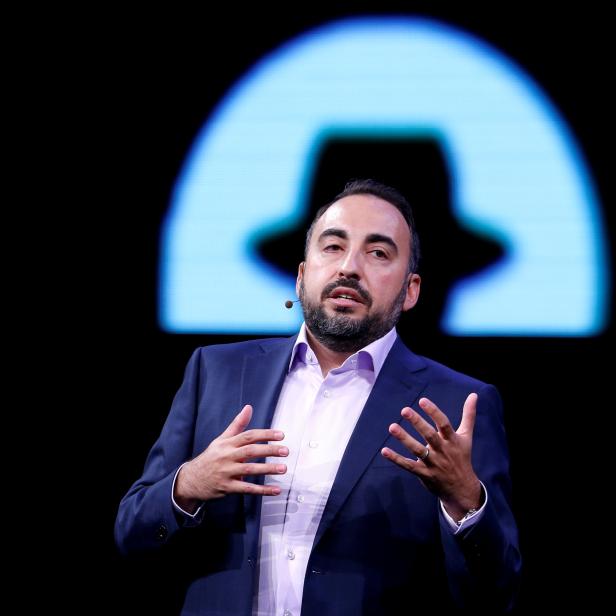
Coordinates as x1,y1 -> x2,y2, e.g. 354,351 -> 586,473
89,7 -> 613,614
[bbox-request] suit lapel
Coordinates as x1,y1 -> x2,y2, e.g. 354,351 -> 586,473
313,338 -> 429,549
239,336 -> 297,437
238,336 -> 296,559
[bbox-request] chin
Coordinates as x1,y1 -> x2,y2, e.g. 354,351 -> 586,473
333,306 -> 354,314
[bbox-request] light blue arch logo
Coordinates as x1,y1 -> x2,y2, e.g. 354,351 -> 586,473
160,17 -> 609,336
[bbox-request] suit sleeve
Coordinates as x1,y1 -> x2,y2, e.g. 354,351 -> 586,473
439,383 -> 522,613
114,347 -> 205,555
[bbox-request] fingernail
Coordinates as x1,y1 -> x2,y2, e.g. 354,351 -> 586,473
274,431 -> 284,439
272,487 -> 281,495
279,447 -> 289,456
276,465 -> 286,473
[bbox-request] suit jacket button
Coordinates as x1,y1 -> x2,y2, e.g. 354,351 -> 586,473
156,524 -> 168,541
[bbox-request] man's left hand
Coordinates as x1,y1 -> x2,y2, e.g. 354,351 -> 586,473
381,393 -> 482,521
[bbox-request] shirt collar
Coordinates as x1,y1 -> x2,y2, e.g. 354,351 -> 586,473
288,322 -> 398,378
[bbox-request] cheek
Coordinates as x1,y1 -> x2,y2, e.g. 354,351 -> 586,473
303,260 -> 335,284
369,272 -> 407,303
300,268 -> 323,296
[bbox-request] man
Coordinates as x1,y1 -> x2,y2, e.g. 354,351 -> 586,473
115,179 -> 521,614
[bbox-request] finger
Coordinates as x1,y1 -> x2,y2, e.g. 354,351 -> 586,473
233,462 -> 287,476
230,428 -> 286,447
220,404 -> 253,439
388,423 -> 430,459
227,480 -> 282,496
234,443 -> 290,462
418,398 -> 455,439
380,447 -> 426,475
457,393 -> 478,437
400,407 -> 440,448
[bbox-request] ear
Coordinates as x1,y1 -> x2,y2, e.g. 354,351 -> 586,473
402,273 -> 421,311
295,262 -> 305,297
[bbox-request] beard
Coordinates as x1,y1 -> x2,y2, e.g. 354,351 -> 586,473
299,277 -> 408,353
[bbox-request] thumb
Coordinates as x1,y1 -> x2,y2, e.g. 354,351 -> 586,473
220,404 -> 253,438
456,393 -> 477,438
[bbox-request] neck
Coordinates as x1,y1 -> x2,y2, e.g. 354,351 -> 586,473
304,327 -> 354,377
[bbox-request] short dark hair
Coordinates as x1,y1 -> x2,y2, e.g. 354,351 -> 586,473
304,179 -> 420,273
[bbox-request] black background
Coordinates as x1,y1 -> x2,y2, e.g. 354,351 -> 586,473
70,5 -> 613,614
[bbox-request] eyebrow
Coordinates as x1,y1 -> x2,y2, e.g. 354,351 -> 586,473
318,228 -> 399,254
318,228 -> 348,242
365,233 -> 399,254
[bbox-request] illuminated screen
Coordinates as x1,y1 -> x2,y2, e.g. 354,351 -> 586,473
159,17 -> 609,336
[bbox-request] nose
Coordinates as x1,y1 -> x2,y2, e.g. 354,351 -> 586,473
338,247 -> 362,280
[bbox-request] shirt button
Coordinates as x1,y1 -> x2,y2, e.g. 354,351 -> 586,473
297,494 -> 305,503
287,549 -> 295,560
323,389 -> 331,398
309,440 -> 319,448
283,611 -> 293,616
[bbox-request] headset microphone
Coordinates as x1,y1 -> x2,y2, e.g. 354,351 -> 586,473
285,300 -> 300,309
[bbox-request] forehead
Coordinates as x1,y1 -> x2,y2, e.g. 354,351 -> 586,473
314,194 -> 411,246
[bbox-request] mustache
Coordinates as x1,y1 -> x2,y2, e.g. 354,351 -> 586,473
320,278 -> 372,306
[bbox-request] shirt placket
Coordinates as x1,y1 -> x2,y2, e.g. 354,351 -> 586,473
276,360 -> 323,616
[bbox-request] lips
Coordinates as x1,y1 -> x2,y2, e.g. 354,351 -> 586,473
328,287 -> 365,304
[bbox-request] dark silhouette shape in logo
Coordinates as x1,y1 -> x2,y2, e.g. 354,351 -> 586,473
255,137 -> 506,344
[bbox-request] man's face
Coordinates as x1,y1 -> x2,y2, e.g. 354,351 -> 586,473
296,194 -> 421,352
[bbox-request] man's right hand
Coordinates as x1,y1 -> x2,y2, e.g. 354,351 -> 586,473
173,404 -> 288,512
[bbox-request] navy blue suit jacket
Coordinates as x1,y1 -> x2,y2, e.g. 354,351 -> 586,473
115,335 -> 521,614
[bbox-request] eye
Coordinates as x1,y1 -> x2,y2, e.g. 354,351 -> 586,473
369,249 -> 388,259
324,244 -> 342,252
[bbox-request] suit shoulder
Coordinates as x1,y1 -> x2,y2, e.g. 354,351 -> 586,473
417,353 -> 491,391
413,354 -> 504,414
192,336 -> 294,361
392,338 -> 496,393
